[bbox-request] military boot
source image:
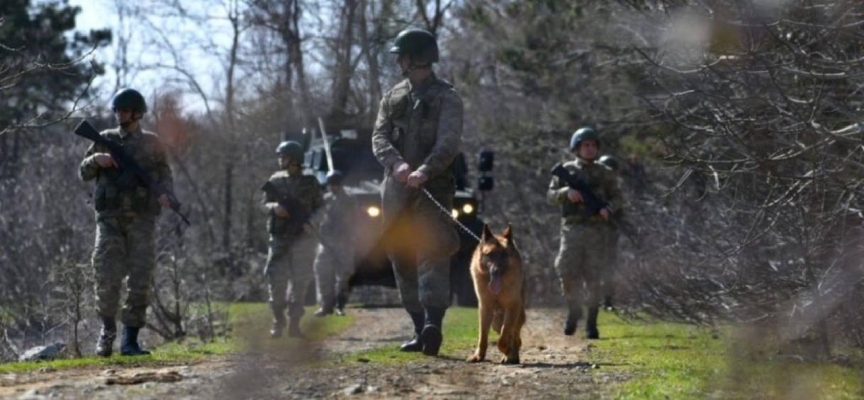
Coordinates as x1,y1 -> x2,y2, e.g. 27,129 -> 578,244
313,302 -> 334,317
586,306 -> 600,340
287,318 -> 306,339
421,307 -> 446,356
564,306 -> 582,336
287,305 -> 307,339
120,326 -> 151,356
95,317 -> 116,357
334,292 -> 349,316
270,314 -> 287,338
399,311 -> 425,352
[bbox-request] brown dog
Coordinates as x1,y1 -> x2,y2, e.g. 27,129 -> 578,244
467,224 -> 526,364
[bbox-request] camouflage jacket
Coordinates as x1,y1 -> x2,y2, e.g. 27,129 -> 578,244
79,126 -> 173,219
315,190 -> 359,243
547,158 -> 623,224
371,74 -> 463,187
260,171 -> 324,236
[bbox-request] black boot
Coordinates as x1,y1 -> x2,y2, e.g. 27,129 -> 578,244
586,306 -> 600,340
604,295 -> 615,311
399,311 -> 425,352
287,305 -> 306,339
335,292 -> 349,316
95,317 -> 116,357
564,306 -> 582,336
421,307 -> 446,356
287,317 -> 306,339
120,326 -> 151,356
270,305 -> 287,338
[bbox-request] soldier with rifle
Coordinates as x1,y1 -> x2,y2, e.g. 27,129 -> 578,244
78,88 -> 184,357
547,127 -> 623,340
260,140 -> 323,338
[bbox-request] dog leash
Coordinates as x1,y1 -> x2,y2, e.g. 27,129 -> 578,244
421,188 -> 482,243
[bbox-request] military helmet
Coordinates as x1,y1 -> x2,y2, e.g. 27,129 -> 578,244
325,170 -> 344,186
275,141 -> 304,163
111,88 -> 147,113
598,155 -> 620,171
569,127 -> 600,151
389,28 -> 439,64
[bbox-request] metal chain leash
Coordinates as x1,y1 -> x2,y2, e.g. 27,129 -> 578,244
421,188 -> 482,243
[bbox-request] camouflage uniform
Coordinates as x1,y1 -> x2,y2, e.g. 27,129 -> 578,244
372,74 -> 462,314
547,158 -> 622,319
79,126 -> 172,329
261,170 -> 323,330
313,190 -> 358,312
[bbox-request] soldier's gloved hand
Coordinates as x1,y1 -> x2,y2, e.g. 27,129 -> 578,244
274,205 -> 291,218
393,161 -> 412,183
158,194 -> 171,208
93,153 -> 118,168
406,170 -> 428,188
599,208 -> 610,221
567,189 -> 584,203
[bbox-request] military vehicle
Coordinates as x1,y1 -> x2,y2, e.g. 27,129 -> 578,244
294,127 -> 494,307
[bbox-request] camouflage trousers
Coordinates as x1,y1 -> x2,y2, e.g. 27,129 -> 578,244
265,233 -> 317,319
313,242 -> 354,309
604,231 -> 620,300
382,177 -> 460,313
554,221 -> 614,309
91,216 -> 156,328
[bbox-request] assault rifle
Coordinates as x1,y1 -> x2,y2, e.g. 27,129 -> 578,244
261,181 -> 313,233
74,120 -> 191,225
551,163 -> 640,247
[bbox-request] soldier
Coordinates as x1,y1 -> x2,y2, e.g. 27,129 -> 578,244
547,127 -> 622,339
312,170 -> 359,317
79,88 -> 174,357
261,140 -> 323,338
372,28 -> 463,356
597,154 -> 622,310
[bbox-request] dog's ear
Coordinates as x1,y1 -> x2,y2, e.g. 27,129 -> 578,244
503,224 -> 513,242
482,224 -> 495,243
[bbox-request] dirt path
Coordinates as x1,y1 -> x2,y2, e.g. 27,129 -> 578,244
1,308 -> 626,399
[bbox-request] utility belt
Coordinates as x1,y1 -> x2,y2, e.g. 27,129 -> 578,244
93,183 -> 160,216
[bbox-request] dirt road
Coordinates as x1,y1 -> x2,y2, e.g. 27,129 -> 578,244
1,308 -> 626,399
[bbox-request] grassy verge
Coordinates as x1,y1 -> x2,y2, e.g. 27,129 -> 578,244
591,313 -> 864,400
0,303 -> 354,375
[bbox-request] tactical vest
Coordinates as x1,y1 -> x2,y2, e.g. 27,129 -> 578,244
265,174 -> 318,237
560,163 -> 610,221
92,131 -> 161,218
385,77 -> 455,183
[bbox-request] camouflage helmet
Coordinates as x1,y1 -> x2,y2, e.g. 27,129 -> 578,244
598,155 -> 620,171
325,170 -> 344,186
569,127 -> 600,151
389,28 -> 439,64
111,88 -> 147,113
275,141 -> 304,163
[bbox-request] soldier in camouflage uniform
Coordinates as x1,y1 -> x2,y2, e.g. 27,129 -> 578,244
372,28 -> 463,356
547,127 -> 622,340
597,155 -> 623,310
261,141 -> 323,338
79,88 -> 174,357
312,170 -> 359,317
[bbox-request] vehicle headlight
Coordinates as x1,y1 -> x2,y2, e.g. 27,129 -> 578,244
462,203 -> 474,214
451,209 -> 459,219
367,206 -> 381,218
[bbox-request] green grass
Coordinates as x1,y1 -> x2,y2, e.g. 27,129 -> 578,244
0,303 -> 354,375
591,313 -> 864,400
340,307 -> 480,365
